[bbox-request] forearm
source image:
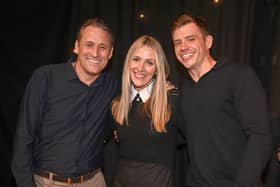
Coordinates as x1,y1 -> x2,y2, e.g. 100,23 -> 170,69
236,134 -> 272,187
11,132 -> 36,187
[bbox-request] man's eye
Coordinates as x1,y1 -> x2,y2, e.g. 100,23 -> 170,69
188,38 -> 195,41
174,41 -> 181,46
99,45 -> 107,49
86,43 -> 93,47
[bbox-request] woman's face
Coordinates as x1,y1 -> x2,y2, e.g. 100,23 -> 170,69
129,46 -> 157,91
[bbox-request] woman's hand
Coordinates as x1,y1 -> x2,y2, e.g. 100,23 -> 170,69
114,130 -> 119,143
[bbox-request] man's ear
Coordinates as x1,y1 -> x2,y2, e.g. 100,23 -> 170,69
73,40 -> 79,54
109,47 -> 114,59
206,35 -> 213,49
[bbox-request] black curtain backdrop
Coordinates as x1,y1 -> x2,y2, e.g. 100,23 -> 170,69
2,0 -> 279,186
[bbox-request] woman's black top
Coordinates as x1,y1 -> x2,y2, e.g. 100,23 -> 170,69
113,92 -> 179,187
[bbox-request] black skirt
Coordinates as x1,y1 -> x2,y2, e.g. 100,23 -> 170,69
113,158 -> 172,187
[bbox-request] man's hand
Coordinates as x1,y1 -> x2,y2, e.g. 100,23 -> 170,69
166,81 -> 176,91
277,152 -> 280,162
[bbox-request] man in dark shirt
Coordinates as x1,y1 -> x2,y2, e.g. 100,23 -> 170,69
171,14 -> 272,187
11,18 -> 118,187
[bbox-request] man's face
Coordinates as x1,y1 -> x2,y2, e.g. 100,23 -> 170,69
172,23 -> 211,71
74,26 -> 113,80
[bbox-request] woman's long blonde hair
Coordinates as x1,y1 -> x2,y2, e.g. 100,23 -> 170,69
112,35 -> 171,133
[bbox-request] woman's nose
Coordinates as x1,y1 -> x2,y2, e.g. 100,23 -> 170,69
137,62 -> 144,71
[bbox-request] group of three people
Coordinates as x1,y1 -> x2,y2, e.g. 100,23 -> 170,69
11,13 -> 272,187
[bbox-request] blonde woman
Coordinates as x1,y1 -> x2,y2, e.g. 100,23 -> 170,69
111,35 -> 180,187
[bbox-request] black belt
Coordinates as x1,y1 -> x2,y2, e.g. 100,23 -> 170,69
34,168 -> 101,184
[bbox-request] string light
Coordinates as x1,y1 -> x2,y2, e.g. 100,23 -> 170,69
139,13 -> 144,19
212,0 -> 223,6
138,12 -> 145,20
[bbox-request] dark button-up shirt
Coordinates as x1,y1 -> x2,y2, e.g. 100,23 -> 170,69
12,62 -> 118,187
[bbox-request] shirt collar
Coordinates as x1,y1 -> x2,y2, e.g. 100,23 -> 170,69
67,60 -> 106,87
130,80 -> 154,103
67,61 -> 78,81
184,59 -> 229,80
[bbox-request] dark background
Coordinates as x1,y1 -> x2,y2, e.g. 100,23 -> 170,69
1,0 -> 279,186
